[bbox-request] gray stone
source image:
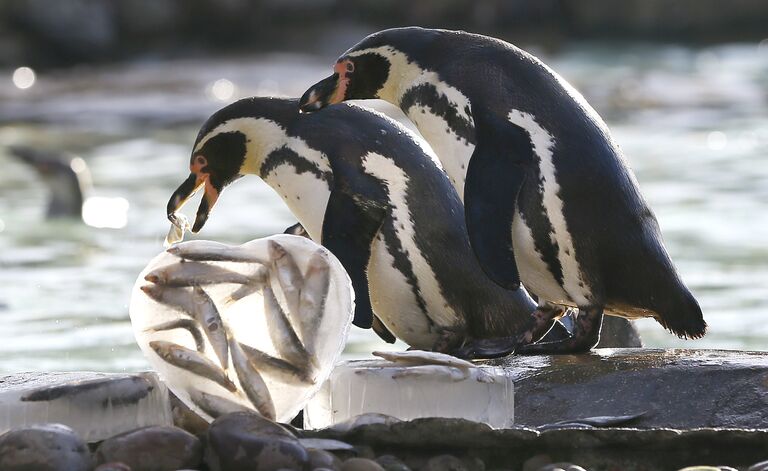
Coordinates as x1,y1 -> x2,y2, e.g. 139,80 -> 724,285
95,463 -> 132,471
495,349 -> 768,428
308,448 -> 343,470
94,425 -> 202,471
423,455 -> 468,471
0,423 -> 92,471
341,458 -> 385,471
375,454 -> 411,471
205,412 -> 308,471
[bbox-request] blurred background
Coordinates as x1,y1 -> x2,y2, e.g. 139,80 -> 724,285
0,0 -> 766,372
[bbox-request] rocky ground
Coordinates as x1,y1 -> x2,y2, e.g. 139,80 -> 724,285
1,412 -> 768,470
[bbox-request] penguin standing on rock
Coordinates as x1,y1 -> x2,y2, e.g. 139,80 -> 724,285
300,27 -> 706,357
166,97 -> 542,352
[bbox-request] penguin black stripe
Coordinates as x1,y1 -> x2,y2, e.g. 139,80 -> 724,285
261,146 -> 333,183
399,83 -> 475,145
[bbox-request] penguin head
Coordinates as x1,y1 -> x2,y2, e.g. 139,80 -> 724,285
300,27 -> 444,113
167,98 -> 300,232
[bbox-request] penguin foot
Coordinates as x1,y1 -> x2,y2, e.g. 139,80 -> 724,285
431,326 -> 466,354
518,306 -> 605,354
450,335 -> 528,360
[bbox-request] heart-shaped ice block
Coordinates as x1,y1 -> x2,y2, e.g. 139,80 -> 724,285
129,235 -> 354,423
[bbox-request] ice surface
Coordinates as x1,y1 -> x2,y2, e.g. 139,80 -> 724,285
0,371 -> 171,442
304,355 -> 515,430
130,235 -> 354,423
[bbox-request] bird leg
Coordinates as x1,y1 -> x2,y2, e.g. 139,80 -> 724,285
450,303 -> 566,360
517,306 -> 604,354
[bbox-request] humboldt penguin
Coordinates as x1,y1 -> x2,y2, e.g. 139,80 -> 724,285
166,96 -> 541,352
299,27 -> 705,356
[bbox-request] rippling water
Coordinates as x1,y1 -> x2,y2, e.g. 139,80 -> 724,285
0,43 -> 766,373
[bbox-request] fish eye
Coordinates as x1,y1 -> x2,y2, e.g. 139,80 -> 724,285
345,61 -> 355,73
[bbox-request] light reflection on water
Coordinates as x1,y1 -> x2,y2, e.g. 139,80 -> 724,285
0,44 -> 766,373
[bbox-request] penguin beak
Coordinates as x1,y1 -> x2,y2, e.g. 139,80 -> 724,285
299,72 -> 345,113
166,172 -> 220,233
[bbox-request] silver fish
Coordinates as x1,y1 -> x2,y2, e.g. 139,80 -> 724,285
150,340 -> 236,392
167,241 -> 268,264
188,388 -> 253,419
191,286 -> 230,370
297,249 -> 330,354
21,375 -> 153,407
145,318 -> 206,353
145,261 -> 252,286
229,338 -> 276,420
238,342 -> 315,385
263,284 -> 316,373
268,240 -> 303,318
141,284 -> 229,370
372,350 -> 477,371
222,265 -> 269,306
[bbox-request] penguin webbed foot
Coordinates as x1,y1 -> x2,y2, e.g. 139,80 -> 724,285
518,306 -> 604,355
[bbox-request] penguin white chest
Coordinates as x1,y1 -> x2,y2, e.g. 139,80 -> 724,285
263,165 -> 330,241
404,106 -> 474,199
507,109 -> 593,307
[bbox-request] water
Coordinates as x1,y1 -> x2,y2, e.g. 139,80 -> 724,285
0,43 -> 766,373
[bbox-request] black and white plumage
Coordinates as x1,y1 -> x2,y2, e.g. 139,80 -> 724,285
166,97 -> 538,352
299,27 -> 705,356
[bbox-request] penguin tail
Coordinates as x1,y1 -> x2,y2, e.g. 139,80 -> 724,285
658,288 -> 707,340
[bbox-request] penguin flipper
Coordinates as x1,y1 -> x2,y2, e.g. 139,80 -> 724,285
372,315 -> 396,343
321,189 -> 386,329
464,118 -> 532,289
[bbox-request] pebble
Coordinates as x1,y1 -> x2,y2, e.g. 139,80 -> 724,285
422,454 -> 469,471
205,411 -> 309,471
375,454 -> 412,471
750,461 -> 768,471
538,465 -> 587,471
95,463 -> 132,471
94,425 -> 202,471
0,423 -> 92,471
342,458 -> 386,471
308,448 -> 343,470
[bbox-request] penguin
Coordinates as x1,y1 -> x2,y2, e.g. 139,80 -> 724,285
166,96 -> 542,352
299,27 -> 705,357
8,145 -> 86,219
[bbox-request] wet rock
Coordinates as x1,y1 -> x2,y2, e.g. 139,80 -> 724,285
0,423 -> 92,471
94,425 -> 202,471
750,461 -> 768,471
308,449 -> 343,470
423,455 -> 468,471
375,455 -> 411,471
676,468 -> 721,471
499,349 -> 768,428
205,411 -> 308,471
95,463 -> 132,471
341,458 -> 386,471
523,455 -> 553,471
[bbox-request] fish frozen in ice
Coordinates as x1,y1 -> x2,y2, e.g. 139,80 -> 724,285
141,284 -> 229,369
167,240 -> 268,264
268,240 -> 303,318
229,338 -> 277,420
263,284 -> 316,374
297,249 -> 330,354
21,375 -> 154,407
145,260 -> 253,286
146,318 -> 207,353
149,340 -> 236,392
188,388 -> 253,419
238,342 -> 315,385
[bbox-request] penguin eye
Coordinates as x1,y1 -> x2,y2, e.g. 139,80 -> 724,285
345,61 -> 355,73
196,156 -> 207,166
